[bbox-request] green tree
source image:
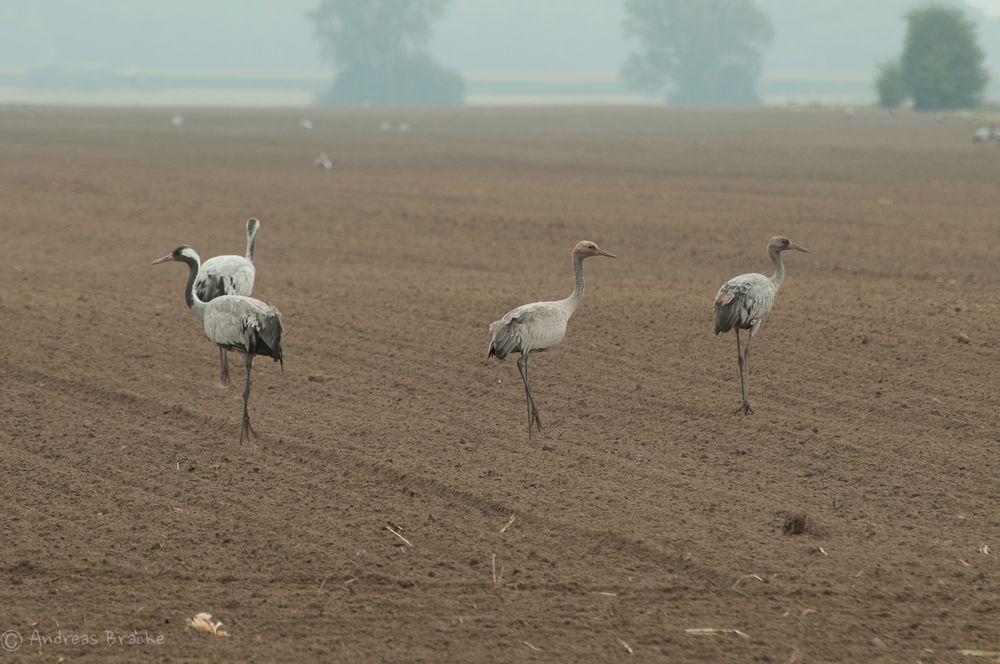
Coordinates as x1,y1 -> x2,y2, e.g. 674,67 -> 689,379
310,0 -> 464,107
875,59 -> 907,109
900,5 -> 987,110
622,0 -> 774,106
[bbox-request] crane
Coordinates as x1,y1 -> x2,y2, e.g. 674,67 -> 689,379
193,217 -> 260,384
714,236 -> 808,415
153,245 -> 284,443
488,240 -> 616,438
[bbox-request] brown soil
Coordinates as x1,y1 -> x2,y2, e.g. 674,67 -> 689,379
1,106 -> 999,662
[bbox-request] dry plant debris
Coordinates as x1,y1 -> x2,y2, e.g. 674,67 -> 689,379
185,612 -> 230,637
685,628 -> 749,639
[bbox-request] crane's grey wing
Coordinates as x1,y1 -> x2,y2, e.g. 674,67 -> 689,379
204,296 -> 283,365
488,302 -> 568,359
196,256 -> 255,300
714,274 -> 774,334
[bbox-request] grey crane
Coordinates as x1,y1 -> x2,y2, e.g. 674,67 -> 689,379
488,240 -> 616,438
714,236 -> 808,415
193,217 -> 260,385
154,245 -> 283,443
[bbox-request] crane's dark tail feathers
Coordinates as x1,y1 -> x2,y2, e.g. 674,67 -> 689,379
249,311 -> 284,369
487,324 -> 517,361
714,292 -> 740,335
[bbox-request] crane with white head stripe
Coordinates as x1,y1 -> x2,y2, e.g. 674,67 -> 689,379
192,217 -> 260,384
154,245 -> 283,443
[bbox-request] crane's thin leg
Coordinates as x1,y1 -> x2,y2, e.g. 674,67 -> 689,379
219,347 -> 230,385
741,324 -> 759,415
240,355 -> 256,444
517,354 -> 542,439
734,328 -> 752,416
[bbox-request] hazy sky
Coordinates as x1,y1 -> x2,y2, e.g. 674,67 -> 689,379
969,0 -> 1000,14
0,1 -> 996,76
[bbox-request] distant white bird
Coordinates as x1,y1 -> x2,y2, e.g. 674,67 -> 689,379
397,121 -> 411,132
193,218 -> 261,384
379,120 -> 393,131
973,126 -> 991,143
488,241 -> 616,438
299,118 -> 314,130
170,115 -> 184,127
714,236 -> 808,415
153,246 -> 284,443
313,152 -> 332,170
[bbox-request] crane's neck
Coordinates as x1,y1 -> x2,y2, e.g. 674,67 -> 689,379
769,247 -> 785,290
565,253 -> 585,313
245,227 -> 257,263
180,255 -> 208,320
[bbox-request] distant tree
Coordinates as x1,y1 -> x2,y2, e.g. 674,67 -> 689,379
622,0 -> 774,106
310,0 -> 464,107
899,5 -> 987,110
875,59 -> 907,109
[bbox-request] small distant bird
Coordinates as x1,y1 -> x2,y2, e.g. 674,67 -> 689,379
973,126 -> 991,143
714,236 -> 808,415
299,118 -> 314,130
313,152 -> 332,170
170,115 -> 184,127
153,246 -> 283,443
379,120 -> 393,131
488,241 -> 616,438
844,106 -> 856,118
194,218 -> 261,384
397,121 -> 411,132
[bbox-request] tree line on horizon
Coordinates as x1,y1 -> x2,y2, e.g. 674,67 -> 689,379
310,0 -> 990,111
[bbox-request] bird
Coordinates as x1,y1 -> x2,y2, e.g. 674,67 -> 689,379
714,236 -> 808,415
488,240 -> 616,438
153,245 -> 284,443
973,126 -> 992,143
193,217 -> 261,385
313,152 -> 332,170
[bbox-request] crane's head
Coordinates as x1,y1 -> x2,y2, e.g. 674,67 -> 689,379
573,240 -> 617,259
769,236 -> 808,255
246,217 -> 260,235
151,245 -> 201,266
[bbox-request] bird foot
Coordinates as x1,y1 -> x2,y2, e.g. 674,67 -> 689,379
240,417 -> 256,444
527,410 -> 542,439
733,402 -> 754,416
528,413 -> 542,440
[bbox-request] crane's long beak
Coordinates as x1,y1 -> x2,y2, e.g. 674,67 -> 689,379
788,242 -> 809,253
597,248 -> 617,258
151,254 -> 174,265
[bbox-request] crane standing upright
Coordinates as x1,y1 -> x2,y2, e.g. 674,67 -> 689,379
154,245 -> 284,443
193,217 -> 260,384
714,236 -> 808,415
488,240 -> 616,438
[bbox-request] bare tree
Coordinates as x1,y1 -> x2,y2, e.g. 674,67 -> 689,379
622,0 -> 773,106
311,0 -> 463,107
